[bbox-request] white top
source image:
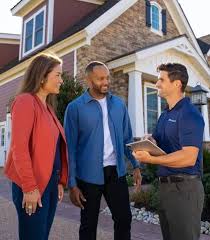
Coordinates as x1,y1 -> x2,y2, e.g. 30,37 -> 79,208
97,97 -> 117,167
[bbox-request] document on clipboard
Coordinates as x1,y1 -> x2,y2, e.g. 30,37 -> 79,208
126,139 -> 166,156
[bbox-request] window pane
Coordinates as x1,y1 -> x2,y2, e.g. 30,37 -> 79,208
1,128 -> 5,147
35,12 -> 44,30
25,36 -> 32,52
161,97 -> 167,112
34,11 -> 44,47
151,5 -> 159,30
25,19 -> 33,52
26,19 -> 33,37
147,88 -> 158,134
147,111 -> 158,134
147,88 -> 158,110
35,29 -> 43,46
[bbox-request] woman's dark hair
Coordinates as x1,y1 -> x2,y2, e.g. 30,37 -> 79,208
17,53 -> 62,109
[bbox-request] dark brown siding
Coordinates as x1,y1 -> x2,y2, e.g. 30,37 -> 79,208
0,44 -> 19,69
0,77 -> 23,122
53,0 -> 98,40
62,52 -> 74,76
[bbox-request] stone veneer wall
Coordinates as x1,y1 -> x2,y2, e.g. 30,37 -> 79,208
77,0 -> 179,99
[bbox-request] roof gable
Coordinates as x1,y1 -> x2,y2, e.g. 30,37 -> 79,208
107,35 -> 210,87
162,0 -> 206,60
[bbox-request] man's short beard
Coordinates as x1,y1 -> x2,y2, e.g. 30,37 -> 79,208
92,84 -> 109,95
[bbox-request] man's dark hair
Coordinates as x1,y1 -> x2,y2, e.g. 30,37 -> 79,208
157,63 -> 189,92
85,61 -> 109,75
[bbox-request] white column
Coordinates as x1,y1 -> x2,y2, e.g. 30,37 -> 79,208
74,49 -> 77,78
202,104 -> 210,141
128,71 -> 144,138
47,0 -> 54,44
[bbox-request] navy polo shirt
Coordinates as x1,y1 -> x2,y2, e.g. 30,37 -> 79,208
152,97 -> 205,177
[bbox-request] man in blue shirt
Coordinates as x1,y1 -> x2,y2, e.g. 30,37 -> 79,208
64,61 -> 141,240
133,63 -> 205,240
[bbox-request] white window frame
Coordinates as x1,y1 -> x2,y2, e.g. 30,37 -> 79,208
0,121 -> 6,167
144,83 -> 164,134
5,113 -> 12,152
150,1 -> 163,36
0,122 -> 6,148
22,5 -> 46,57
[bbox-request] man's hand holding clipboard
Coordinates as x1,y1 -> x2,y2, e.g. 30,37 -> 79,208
126,135 -> 166,163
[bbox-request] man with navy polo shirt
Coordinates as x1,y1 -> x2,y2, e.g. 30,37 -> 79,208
133,63 -> 205,240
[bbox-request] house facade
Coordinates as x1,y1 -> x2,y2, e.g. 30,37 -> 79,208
0,0 -> 210,166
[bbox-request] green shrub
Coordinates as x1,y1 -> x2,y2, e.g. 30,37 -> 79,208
203,148 -> 210,174
130,190 -> 151,208
126,174 -> 134,187
149,179 -> 160,211
130,180 -> 160,212
57,72 -> 84,124
202,173 -> 210,221
203,174 -> 210,207
142,164 -> 157,183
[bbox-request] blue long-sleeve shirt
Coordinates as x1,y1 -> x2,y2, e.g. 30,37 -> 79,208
64,91 -> 140,187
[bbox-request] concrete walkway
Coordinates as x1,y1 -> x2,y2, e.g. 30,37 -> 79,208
0,170 -> 209,240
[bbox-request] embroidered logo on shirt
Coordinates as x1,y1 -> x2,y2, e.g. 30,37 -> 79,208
168,119 -> 176,123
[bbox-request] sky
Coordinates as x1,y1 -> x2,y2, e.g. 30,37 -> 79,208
0,0 -> 209,38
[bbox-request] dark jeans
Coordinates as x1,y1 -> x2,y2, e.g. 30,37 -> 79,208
158,178 -> 204,240
12,171 -> 59,240
78,166 -> 132,240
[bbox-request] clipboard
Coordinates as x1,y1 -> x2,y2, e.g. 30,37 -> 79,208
126,139 -> 166,156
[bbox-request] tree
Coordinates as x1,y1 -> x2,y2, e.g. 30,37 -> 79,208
57,72 -> 84,124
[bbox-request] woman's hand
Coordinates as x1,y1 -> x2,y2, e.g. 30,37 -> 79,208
58,184 -> 64,202
22,189 -> 42,216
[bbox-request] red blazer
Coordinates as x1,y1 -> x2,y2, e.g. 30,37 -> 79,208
4,93 -> 69,195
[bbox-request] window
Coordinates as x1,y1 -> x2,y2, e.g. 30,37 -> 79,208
1,128 -> 5,147
34,11 -> 44,46
151,5 -> 160,31
144,85 -> 167,134
23,6 -> 46,55
145,1 -> 167,35
25,19 -> 33,52
146,87 -> 158,134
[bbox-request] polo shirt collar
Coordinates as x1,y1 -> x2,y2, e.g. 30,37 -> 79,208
167,97 -> 190,112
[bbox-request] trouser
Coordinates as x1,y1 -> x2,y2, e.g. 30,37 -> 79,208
158,177 -> 204,240
78,166 -> 132,240
12,170 -> 59,240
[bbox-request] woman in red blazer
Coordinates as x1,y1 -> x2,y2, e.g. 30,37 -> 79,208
4,53 -> 69,240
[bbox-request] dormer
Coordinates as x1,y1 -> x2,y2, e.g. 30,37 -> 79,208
11,0 -> 100,60
12,0 -> 50,59
0,33 -> 20,70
